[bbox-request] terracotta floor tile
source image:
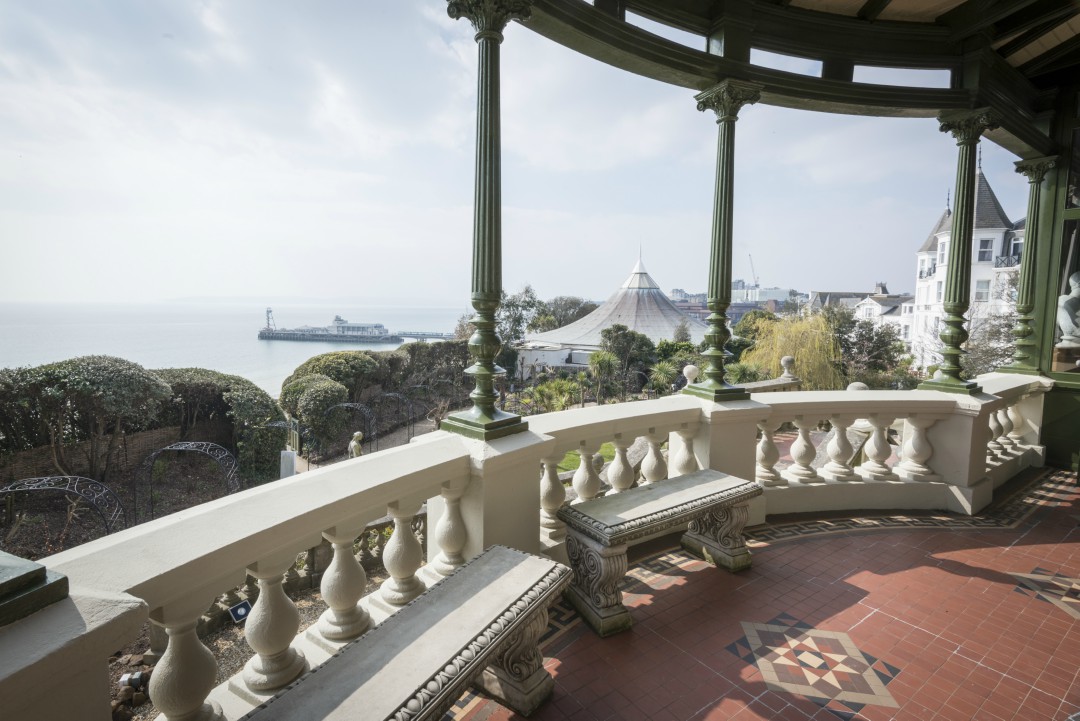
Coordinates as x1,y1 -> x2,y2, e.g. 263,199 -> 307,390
451,467 -> 1079,721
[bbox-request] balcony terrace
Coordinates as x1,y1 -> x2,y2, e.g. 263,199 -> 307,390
3,369 -> 1077,720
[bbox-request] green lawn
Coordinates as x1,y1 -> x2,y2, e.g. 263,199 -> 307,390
557,442 -> 616,473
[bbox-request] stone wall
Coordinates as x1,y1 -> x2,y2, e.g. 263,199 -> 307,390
0,427 -> 184,483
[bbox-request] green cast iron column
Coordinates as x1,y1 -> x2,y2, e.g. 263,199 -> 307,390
919,109 -> 998,394
1000,156 -> 1057,374
442,0 -> 531,441
684,79 -> 761,402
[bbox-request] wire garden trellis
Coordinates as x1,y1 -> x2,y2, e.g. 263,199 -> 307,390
134,441 -> 242,523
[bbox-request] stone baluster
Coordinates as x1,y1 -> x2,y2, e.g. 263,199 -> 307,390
996,408 -> 1016,453
607,433 -> 635,493
671,424 -> 699,476
431,480 -> 468,577
640,429 -> 667,484
240,553 -> 308,694
572,440 -> 602,502
315,523 -> 372,643
987,411 -> 1005,460
858,415 -> 898,481
820,415 -> 859,481
148,587 -> 227,721
380,501 -> 427,605
1007,401 -> 1026,444
539,456 -> 566,539
782,416 -> 820,483
896,415 -> 940,481
755,419 -> 783,486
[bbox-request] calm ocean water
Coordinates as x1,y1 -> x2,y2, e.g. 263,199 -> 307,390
0,302 -> 465,397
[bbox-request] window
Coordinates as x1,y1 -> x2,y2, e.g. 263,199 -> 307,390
902,325 -> 910,339
975,279 -> 990,301
862,306 -> 874,318
1010,236 -> 1024,258
978,238 -> 993,262
936,281 -> 943,302
938,240 -> 949,265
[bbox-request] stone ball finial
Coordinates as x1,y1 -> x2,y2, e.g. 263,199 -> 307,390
846,382 -> 869,391
780,356 -> 796,379
683,364 -> 699,384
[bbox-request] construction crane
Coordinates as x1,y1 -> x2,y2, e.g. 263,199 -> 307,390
748,254 -> 760,288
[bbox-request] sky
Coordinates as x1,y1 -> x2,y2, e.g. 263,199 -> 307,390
0,1 -> 1031,308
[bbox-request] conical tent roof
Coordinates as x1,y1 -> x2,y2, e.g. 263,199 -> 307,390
523,260 -> 708,349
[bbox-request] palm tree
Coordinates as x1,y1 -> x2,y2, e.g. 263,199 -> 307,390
575,371 -> 589,407
649,360 -> 678,395
588,351 -> 617,405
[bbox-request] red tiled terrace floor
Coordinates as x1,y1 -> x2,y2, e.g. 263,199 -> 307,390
453,468 -> 1080,720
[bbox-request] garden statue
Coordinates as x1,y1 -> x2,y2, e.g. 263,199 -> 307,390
348,431 -> 364,458
1056,272 -> 1080,348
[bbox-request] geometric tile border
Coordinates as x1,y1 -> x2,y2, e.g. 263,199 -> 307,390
726,614 -> 901,720
1012,567 -> 1080,621
746,466 -> 1074,547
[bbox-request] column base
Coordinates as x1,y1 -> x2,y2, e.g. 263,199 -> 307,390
918,378 -> 982,395
441,408 -> 528,441
564,584 -> 633,637
681,532 -> 752,572
682,383 -> 750,402
477,663 -> 555,717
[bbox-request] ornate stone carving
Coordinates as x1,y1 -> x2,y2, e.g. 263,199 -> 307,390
938,109 -> 999,145
488,607 -> 548,682
447,0 -> 532,37
695,79 -> 763,121
1015,156 -> 1057,184
565,534 -> 625,610
557,479 -> 761,547
712,504 -> 749,552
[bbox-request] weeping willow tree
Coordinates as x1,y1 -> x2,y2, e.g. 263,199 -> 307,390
739,314 -> 845,390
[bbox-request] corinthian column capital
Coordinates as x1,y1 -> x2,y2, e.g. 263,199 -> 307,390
1015,155 -> 1057,184
938,108 -> 999,145
695,79 -> 762,122
447,0 -> 532,38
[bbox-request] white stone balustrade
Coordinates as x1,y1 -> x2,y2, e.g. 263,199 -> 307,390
238,553 -> 309,696
640,429 -> 668,484
379,501 -> 427,606
571,439 -> 602,502
431,479 -> 469,577
755,419 -> 783,486
315,521 -> 371,644
607,433 -> 635,492
149,584 -> 230,721
10,374 -> 1052,721
783,416 -> 822,483
819,415 -> 859,482
859,414 -> 899,481
539,456 -> 567,540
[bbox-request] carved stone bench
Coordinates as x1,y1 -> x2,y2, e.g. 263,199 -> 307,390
557,469 -> 762,636
240,546 -> 572,721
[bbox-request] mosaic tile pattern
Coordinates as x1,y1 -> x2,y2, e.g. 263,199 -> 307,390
1012,567 -> 1080,621
726,614 -> 900,720
746,466 -> 1072,546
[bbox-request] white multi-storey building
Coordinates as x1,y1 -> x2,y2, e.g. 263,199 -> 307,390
910,169 -> 1025,370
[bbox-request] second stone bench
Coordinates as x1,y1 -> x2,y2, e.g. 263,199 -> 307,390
557,469 -> 762,636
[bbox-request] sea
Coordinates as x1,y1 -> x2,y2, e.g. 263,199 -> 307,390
0,302 -> 466,397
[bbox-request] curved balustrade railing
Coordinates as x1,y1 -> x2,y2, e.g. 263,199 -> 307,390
15,371 -> 1051,720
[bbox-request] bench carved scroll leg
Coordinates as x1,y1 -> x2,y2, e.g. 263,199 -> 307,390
682,502 -> 753,572
477,605 -> 554,716
564,533 -> 631,637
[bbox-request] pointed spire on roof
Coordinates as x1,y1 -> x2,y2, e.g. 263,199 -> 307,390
974,169 -> 1012,229
623,257 -> 658,288
946,188 -> 950,212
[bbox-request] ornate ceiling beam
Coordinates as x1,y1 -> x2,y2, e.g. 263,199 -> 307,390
1020,33 -> 1080,77
526,0 -> 1056,155
857,0 -> 893,22
940,0 -> 1043,44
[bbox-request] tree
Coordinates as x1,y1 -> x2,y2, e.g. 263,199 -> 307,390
588,350 -> 617,405
733,310 -> 779,341
673,319 -> 691,343
282,351 -> 381,402
649,360 -> 678,395
740,314 -> 845,390
497,285 -> 544,345
539,296 -> 597,328
28,356 -> 172,481
452,313 -> 473,341
822,306 -> 910,388
599,324 -> 656,399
